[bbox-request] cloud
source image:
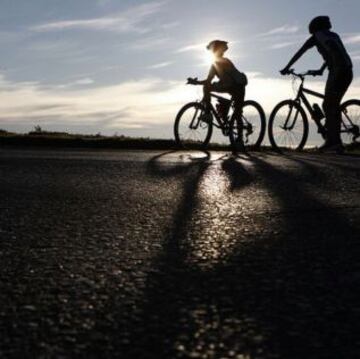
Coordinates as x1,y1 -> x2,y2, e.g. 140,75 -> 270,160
269,41 -> 297,50
176,43 -> 206,53
54,78 -> 95,89
74,78 -> 95,85
0,73 -> 196,133
259,25 -> 300,37
344,34 -> 360,44
147,62 -> 173,69
1,72 -> 360,137
31,1 -> 167,34
350,51 -> 360,61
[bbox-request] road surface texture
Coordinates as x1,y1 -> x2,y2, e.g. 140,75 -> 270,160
0,148 -> 359,359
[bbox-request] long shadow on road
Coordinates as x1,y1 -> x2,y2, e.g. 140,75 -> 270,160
118,151 -> 360,359
246,153 -> 360,358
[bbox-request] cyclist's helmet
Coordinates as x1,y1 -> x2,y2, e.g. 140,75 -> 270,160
206,40 -> 228,52
309,16 -> 332,34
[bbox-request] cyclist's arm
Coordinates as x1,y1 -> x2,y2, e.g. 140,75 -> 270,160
319,62 -> 327,74
197,65 -> 216,85
308,62 -> 327,76
281,37 -> 315,73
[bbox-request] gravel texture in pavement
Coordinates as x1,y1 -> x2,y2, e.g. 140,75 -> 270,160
0,149 -> 359,358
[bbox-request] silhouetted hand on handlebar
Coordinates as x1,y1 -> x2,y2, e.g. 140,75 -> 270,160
307,69 -> 323,77
187,77 -> 200,85
280,68 -> 292,76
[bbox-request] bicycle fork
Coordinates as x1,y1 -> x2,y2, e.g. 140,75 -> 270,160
189,108 -> 201,129
282,103 -> 299,130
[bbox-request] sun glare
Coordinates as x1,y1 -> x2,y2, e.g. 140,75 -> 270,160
203,51 -> 215,67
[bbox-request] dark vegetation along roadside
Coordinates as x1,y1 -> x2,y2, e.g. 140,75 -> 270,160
0,127 -> 359,153
0,127 -> 235,151
0,128 -> 180,151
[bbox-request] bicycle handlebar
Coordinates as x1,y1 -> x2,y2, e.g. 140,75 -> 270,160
187,77 -> 202,85
284,69 -> 320,78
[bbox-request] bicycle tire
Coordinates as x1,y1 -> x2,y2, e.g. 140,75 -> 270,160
269,100 -> 309,151
340,99 -> 360,145
174,102 -> 213,149
228,100 -> 266,151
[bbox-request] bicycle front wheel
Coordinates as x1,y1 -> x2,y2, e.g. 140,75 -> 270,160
174,102 -> 213,149
269,100 -> 309,151
341,99 -> 360,145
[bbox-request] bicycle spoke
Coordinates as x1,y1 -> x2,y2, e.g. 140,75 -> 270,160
341,102 -> 360,145
176,104 -> 212,147
229,102 -> 265,147
270,101 -> 307,150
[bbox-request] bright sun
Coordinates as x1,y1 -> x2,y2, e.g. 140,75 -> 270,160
204,51 -> 215,67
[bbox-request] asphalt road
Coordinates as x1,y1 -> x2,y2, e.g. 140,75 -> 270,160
0,148 -> 359,359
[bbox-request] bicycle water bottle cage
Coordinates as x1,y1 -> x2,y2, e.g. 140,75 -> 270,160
312,104 -> 325,121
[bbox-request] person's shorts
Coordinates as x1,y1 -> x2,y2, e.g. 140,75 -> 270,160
209,82 -> 245,99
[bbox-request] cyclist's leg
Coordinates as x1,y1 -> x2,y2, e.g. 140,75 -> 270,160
323,69 -> 353,145
203,82 -> 212,112
204,81 -> 231,111
231,86 -> 246,143
232,85 -> 246,118
209,82 -> 229,93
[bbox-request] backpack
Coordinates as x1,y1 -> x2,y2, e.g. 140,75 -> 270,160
233,70 -> 248,86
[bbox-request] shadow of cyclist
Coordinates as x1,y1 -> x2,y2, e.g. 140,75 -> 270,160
110,151 -> 359,359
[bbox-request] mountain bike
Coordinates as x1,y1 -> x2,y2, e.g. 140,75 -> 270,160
268,69 -> 360,150
174,78 -> 266,150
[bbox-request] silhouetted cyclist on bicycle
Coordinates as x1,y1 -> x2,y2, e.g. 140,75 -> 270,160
280,16 -> 353,153
188,40 -> 248,125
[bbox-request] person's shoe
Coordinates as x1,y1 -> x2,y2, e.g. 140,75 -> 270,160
318,142 -> 344,154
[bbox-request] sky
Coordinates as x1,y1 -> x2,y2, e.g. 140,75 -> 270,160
0,0 -> 360,143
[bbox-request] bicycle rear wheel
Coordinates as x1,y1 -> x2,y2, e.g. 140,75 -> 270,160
269,100 -> 309,151
228,100 -> 266,151
242,100 -> 266,148
341,99 -> 360,145
228,114 -> 245,152
174,102 -> 213,149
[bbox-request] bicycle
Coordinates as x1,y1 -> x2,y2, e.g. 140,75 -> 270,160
268,69 -> 360,150
174,78 -> 266,150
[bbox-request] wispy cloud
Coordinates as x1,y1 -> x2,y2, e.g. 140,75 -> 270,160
147,62 -> 173,69
55,78 -> 95,89
31,1 -> 167,34
176,43 -> 206,53
259,25 -> 300,37
269,41 -> 297,50
0,73 -> 195,133
2,69 -> 360,136
344,34 -> 360,44
350,50 -> 360,61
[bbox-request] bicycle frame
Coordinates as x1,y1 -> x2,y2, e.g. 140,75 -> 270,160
209,94 -> 233,133
286,74 -> 358,138
189,93 -> 234,135
284,78 -> 325,135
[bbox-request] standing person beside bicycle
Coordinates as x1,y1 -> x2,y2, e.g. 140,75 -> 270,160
280,16 -> 353,153
188,40 -> 248,128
